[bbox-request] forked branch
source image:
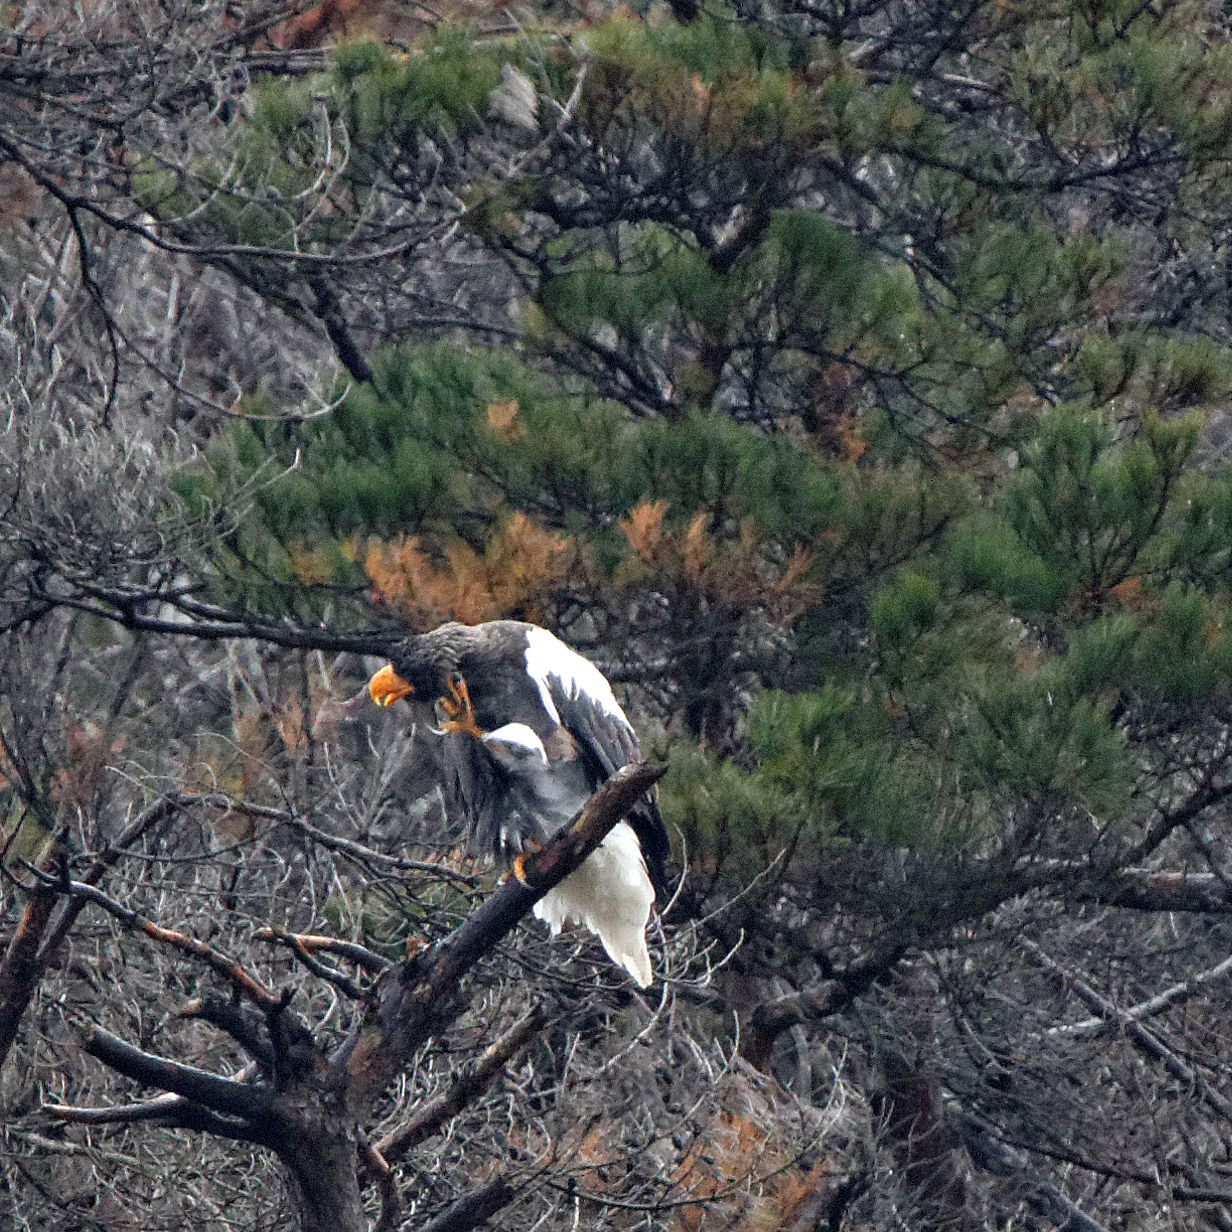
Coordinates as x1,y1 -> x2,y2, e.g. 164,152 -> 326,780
42,761 -> 666,1232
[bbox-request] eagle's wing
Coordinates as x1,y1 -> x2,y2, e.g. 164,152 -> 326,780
521,627 -> 671,884
442,727 -> 545,861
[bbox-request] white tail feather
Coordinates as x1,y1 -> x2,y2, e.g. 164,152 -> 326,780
534,821 -> 654,987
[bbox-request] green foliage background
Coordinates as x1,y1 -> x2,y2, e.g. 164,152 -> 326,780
159,0 -> 1232,913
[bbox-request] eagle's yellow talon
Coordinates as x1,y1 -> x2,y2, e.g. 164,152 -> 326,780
512,853 -> 532,886
438,673 -> 484,738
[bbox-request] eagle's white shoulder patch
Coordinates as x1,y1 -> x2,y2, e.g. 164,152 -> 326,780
523,626 -> 630,728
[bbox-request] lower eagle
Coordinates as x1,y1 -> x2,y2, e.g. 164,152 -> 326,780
369,620 -> 668,988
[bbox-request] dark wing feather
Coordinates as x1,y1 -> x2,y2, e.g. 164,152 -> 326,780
441,729 -> 545,861
521,627 -> 671,888
555,688 -> 670,889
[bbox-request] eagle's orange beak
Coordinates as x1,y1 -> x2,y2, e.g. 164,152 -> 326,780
368,664 -> 415,707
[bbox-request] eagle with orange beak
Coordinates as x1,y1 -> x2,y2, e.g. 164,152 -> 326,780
369,620 -> 668,987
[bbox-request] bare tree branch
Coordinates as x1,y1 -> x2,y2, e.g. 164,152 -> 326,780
37,795 -> 185,963
45,1062 -> 260,1125
25,868 -> 286,1013
358,1134 -> 401,1232
45,1091 -> 194,1124
46,1067 -> 270,1143
253,929 -> 390,976
1021,938 -> 1232,1122
269,925 -> 371,1002
338,761 -> 668,1112
957,1111 -> 1110,1232
0,873 -> 58,1068
1076,868 -> 1232,913
38,761 -> 665,1232
1,796 -> 183,1068
742,945 -> 907,1068
179,998 -> 277,1068
1049,952 -> 1232,1037
377,1006 -> 544,1162
418,1180 -> 516,1232
78,1022 -> 277,1124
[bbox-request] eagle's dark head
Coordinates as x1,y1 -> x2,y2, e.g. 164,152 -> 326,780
369,624 -> 475,706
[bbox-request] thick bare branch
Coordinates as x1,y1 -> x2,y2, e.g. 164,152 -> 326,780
339,761 -> 667,1112
78,1023 -> 276,1124
46,1073 -> 270,1143
179,998 -> 276,1068
0,879 -> 57,1068
1077,868 -> 1232,914
742,945 -> 907,1068
45,1091 -> 193,1124
419,1180 -> 516,1232
28,582 -> 398,653
46,1061 -> 261,1126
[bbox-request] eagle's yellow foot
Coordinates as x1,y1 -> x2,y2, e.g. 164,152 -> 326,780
438,673 -> 483,739
510,836 -> 545,885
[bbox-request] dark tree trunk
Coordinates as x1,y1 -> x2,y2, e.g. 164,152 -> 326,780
279,1117 -> 366,1232
0,886 -> 56,1066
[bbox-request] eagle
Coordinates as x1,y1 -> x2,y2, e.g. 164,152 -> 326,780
368,620 -> 668,987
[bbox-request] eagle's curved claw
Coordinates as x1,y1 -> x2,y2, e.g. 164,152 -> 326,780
439,672 -> 484,739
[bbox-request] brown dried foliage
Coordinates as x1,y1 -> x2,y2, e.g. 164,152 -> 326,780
567,1103 -> 833,1232
617,500 -> 816,623
364,510 -> 575,625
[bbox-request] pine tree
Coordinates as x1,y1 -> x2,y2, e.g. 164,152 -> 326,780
8,0 -> 1232,1225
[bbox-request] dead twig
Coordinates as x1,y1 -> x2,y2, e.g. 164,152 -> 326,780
253,928 -> 389,975
22,865 -> 284,1013
1022,937 -> 1232,1122
267,924 -> 371,1002
377,1006 -> 544,1162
